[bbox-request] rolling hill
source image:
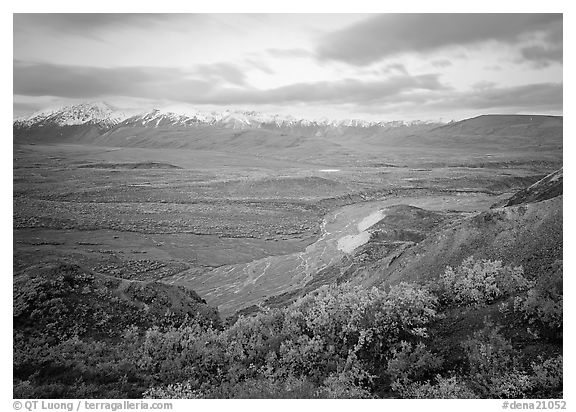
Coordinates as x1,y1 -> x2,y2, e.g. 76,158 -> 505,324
367,114 -> 563,153
255,168 -> 562,312
14,262 -> 222,337
353,168 -> 563,289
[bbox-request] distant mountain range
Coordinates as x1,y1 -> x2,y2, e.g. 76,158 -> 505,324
14,101 -> 440,132
15,102 -> 126,129
14,102 -> 438,129
13,102 -> 563,161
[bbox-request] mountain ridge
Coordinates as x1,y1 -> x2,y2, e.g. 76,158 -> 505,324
14,101 -> 443,132
14,102 -> 563,161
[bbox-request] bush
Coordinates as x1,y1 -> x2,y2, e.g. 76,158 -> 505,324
514,261 -> 562,333
276,282 -> 439,380
386,341 -> 444,384
13,334 -> 147,398
486,370 -> 533,398
461,320 -> 515,375
196,375 -> 322,399
131,324 -> 227,389
135,282 -> 439,398
395,319 -> 561,399
461,320 -> 535,398
14,259 -> 561,399
317,370 -> 373,399
219,308 -> 287,381
394,375 -> 477,399
438,257 -> 532,307
530,355 -> 563,397
143,382 -> 203,399
211,376 -> 319,399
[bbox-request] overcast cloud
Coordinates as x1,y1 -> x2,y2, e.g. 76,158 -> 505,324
316,14 -> 562,65
13,13 -> 563,121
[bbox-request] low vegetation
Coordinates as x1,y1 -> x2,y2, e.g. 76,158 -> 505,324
14,257 -> 562,399
436,257 -> 532,307
513,260 -> 563,333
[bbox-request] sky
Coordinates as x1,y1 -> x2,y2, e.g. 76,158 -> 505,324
13,13 -> 563,121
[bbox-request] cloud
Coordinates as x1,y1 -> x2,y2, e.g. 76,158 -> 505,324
265,48 -> 312,58
13,60 -> 214,100
517,19 -> 562,68
14,60 -> 561,116
431,59 -> 452,68
457,83 -> 562,111
354,82 -> 562,115
13,101 -> 45,118
471,81 -> 497,91
317,14 -> 562,65
216,74 -> 447,105
519,45 -> 563,68
13,60 -> 447,106
13,14 -> 189,38
194,62 -> 248,86
381,63 -> 408,75
245,59 -> 275,75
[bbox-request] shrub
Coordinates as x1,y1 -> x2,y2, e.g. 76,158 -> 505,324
219,308 -> 287,380
276,282 -> 439,380
461,320 -> 535,398
438,257 -> 532,307
386,341 -> 444,384
486,370 -> 533,398
200,375 -> 321,399
134,282 -> 439,397
15,259 -> 561,399
514,261 -> 562,332
317,370 -> 373,399
13,334 -> 148,398
461,320 -> 515,375
143,382 -> 203,399
530,355 -> 563,397
385,282 -> 441,337
394,375 -> 477,399
132,324 -> 227,388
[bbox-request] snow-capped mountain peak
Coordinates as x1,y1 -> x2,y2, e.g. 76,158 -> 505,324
15,102 -> 445,133
122,108 -> 213,128
16,102 -> 129,128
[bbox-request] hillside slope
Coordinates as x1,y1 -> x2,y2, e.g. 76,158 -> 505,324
430,114 -> 562,138
504,167 -> 563,206
14,262 -> 221,339
356,168 -> 563,288
257,169 -> 562,312
371,114 -> 563,154
96,114 -> 563,160
13,262 -> 221,398
371,196 -> 561,288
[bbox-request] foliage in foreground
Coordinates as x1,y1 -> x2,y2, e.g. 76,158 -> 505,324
436,257 -> 532,307
513,260 -> 563,333
14,257 -> 562,399
392,321 -> 562,399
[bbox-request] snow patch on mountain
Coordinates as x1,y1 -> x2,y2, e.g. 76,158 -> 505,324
15,102 -> 444,132
16,102 -> 130,129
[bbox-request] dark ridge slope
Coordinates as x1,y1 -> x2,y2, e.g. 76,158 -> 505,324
504,168 -> 563,207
